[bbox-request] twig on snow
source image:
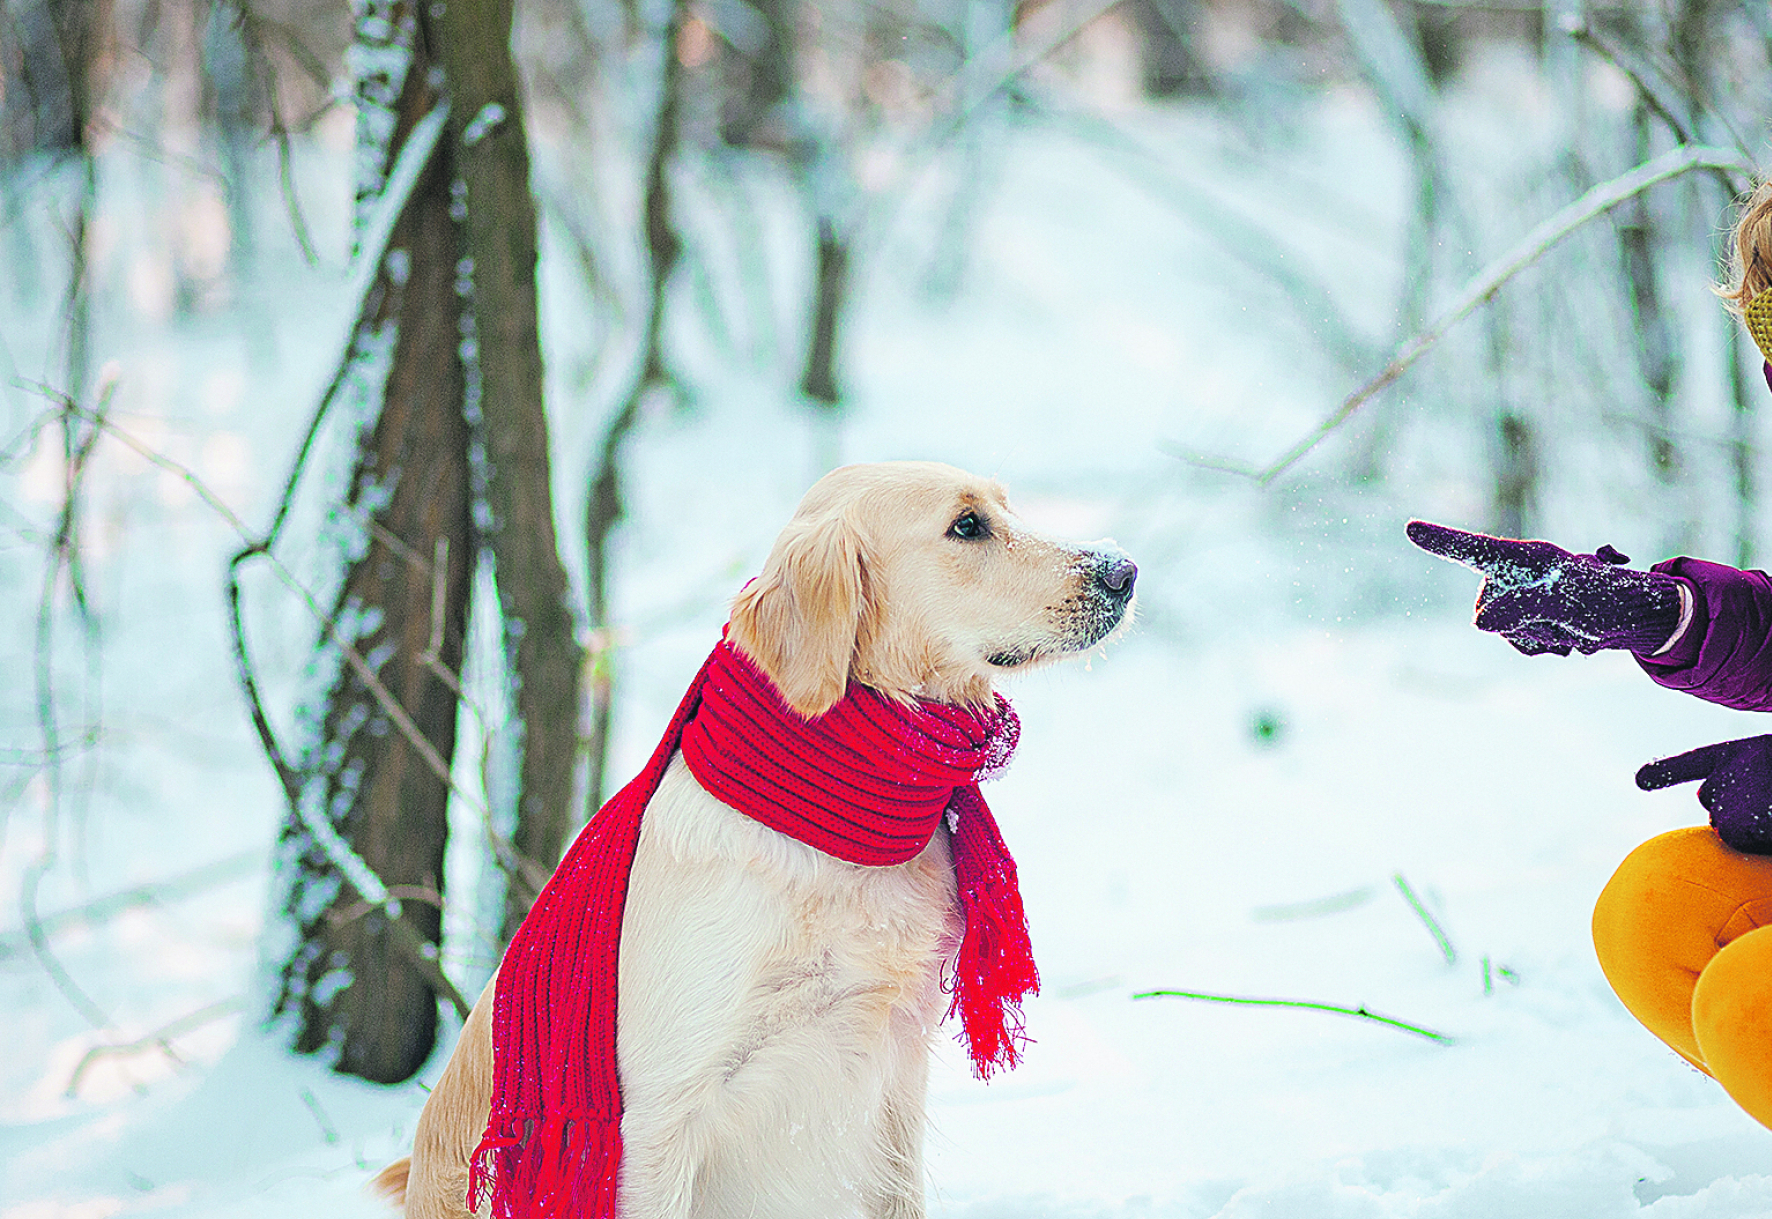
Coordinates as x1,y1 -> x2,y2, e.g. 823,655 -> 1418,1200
1132,988 -> 1454,1044
1393,872 -> 1457,965
299,1086 -> 340,1144
64,996 -> 246,1097
1250,885 -> 1375,922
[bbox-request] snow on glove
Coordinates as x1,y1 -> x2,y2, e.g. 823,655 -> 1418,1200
1638,736 -> 1772,854
1406,520 -> 1683,657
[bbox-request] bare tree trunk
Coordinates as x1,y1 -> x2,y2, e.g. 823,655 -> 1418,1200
1131,0 -> 1211,97
201,1 -> 260,287
800,214 -> 850,409
273,16 -> 473,1085
1664,0 -> 1754,564
1492,411 -> 1537,539
45,0 -> 108,412
719,0 -> 792,147
1336,0 -> 1439,483
432,0 -> 585,940
924,0 -> 1006,302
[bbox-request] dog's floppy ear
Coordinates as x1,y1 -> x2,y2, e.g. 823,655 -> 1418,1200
729,512 -> 868,718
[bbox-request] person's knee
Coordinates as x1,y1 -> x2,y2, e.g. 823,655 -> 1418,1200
1693,927 -> 1772,1128
1593,826 -> 1722,979
1589,825 -> 1765,1070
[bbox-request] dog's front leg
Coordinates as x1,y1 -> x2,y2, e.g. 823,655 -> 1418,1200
864,1010 -> 932,1219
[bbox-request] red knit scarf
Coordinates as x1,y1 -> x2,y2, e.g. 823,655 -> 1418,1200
467,636 -> 1037,1218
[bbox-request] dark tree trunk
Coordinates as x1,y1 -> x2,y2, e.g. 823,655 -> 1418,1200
273,18 -> 473,1084
1131,0 -> 1211,97
42,0 -> 108,409
43,0 -> 107,155
1492,411 -> 1537,540
800,215 -> 850,407
719,0 -> 793,147
432,0 -> 585,940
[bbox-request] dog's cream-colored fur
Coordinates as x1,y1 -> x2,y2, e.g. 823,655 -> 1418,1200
377,462 -> 1133,1219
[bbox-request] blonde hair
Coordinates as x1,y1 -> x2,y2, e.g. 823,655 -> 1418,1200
1720,178 -> 1772,313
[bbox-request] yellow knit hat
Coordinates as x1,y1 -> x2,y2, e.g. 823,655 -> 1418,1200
1747,291 -> 1772,366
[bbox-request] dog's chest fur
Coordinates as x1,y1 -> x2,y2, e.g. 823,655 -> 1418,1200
613,755 -> 963,1218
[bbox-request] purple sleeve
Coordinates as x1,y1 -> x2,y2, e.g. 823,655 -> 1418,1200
1636,558 -> 1772,711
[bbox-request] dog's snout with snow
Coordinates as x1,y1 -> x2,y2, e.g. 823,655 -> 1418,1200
1066,544 -> 1138,651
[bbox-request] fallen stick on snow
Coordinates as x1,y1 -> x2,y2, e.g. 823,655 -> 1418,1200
1393,872 -> 1458,966
1131,988 -> 1454,1044
64,996 -> 246,1097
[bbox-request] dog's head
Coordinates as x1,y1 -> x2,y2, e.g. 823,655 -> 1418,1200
729,461 -> 1136,717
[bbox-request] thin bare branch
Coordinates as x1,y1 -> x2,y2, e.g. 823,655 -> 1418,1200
1567,21 -> 1750,198
25,381 -> 113,1030
64,997 -> 246,1097
1569,23 -> 1695,146
1180,145 -> 1755,484
35,398 -> 484,1017
935,0 -> 1129,136
328,883 -> 446,928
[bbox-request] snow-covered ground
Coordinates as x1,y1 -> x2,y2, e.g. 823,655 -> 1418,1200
6,45 -> 1772,1218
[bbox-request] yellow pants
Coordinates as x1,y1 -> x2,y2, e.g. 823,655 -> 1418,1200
1593,826 -> 1772,1127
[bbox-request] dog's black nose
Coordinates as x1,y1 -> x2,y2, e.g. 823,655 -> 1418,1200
1099,556 -> 1137,601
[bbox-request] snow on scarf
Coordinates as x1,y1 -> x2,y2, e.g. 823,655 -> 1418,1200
467,634 -> 1035,1218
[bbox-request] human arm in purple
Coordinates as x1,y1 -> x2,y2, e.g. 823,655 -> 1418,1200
1630,560 -> 1772,854
1408,523 -> 1772,853
1635,559 -> 1772,710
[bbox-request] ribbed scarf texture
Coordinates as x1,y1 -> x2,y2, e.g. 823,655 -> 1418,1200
467,636 -> 1036,1218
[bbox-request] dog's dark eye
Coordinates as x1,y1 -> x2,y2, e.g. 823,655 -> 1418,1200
948,510 -> 987,540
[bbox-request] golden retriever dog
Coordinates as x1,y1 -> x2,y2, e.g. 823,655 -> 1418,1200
376,460 -> 1136,1219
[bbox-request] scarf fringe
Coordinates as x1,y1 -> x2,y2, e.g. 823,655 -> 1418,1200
468,1115 -> 622,1219
951,869 -> 1040,1078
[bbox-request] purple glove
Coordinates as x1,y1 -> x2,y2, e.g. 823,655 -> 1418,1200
1638,736 -> 1772,854
1407,521 -> 1683,656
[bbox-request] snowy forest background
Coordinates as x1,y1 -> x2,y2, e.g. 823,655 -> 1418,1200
5,0 -> 1772,1214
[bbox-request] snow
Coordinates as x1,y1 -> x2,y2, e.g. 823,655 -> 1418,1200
6,39 -> 1772,1219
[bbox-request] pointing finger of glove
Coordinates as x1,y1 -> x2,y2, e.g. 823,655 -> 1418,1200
1637,742 -> 1734,791
1406,521 -> 1530,572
